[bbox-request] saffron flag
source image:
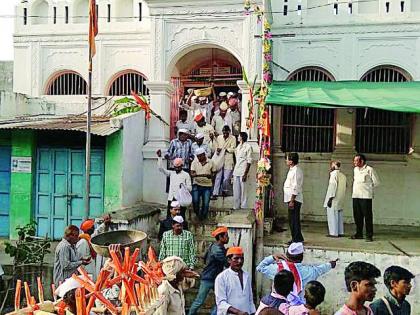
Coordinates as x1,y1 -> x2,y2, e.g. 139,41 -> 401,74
89,0 -> 98,60
131,91 -> 152,120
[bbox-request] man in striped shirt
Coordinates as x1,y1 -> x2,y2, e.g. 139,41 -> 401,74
159,216 -> 196,269
165,129 -> 193,171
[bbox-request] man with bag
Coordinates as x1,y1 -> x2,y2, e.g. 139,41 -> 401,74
157,150 -> 192,218
190,148 -> 217,221
188,226 -> 230,315
211,125 -> 236,199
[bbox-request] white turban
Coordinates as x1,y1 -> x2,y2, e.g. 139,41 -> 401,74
161,256 -> 187,281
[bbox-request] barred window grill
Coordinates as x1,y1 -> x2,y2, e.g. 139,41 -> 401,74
356,66 -> 412,154
108,72 -> 149,96
281,67 -> 335,152
46,72 -> 87,95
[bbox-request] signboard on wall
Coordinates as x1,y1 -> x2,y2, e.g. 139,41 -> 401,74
11,157 -> 32,173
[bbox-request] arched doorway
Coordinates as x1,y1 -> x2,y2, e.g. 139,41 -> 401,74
170,47 -> 242,138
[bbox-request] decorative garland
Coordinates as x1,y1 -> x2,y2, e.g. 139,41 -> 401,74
245,1 -> 273,224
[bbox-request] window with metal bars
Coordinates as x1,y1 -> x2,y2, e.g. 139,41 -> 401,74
281,67 -> 336,152
356,66 -> 412,154
46,72 -> 87,95
108,71 -> 149,96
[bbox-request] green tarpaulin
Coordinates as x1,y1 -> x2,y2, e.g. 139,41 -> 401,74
266,81 -> 420,113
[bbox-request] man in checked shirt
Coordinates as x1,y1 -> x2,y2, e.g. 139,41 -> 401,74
159,215 -> 197,270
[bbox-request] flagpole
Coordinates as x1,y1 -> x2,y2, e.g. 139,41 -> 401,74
85,56 -> 92,221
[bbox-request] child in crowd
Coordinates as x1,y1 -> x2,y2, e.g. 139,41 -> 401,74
370,266 -> 415,315
289,281 -> 326,315
256,270 -> 295,315
335,261 -> 381,315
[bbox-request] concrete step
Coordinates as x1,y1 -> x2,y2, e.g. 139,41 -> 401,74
209,196 -> 234,209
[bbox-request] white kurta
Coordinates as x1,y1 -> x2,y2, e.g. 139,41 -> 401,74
323,169 -> 347,236
76,238 -> 96,279
215,268 -> 256,315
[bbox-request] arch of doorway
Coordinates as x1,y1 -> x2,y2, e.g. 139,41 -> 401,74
165,41 -> 244,82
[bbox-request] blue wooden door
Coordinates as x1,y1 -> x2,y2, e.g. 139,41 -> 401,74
0,146 -> 11,237
36,148 -> 104,239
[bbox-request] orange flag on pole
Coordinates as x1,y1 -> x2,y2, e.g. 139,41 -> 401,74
89,0 -> 98,60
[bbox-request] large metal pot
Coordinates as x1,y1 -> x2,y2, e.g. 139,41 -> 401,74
90,230 -> 148,257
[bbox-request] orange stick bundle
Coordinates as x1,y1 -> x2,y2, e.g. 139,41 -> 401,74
37,277 -> 44,303
14,280 -> 22,311
23,282 -> 33,307
75,288 -> 86,315
135,283 -> 144,311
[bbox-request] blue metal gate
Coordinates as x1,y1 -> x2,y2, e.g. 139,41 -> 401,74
35,148 -> 104,239
0,146 -> 11,237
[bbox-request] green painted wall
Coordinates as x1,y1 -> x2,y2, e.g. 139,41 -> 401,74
104,131 -> 123,212
9,130 -> 36,239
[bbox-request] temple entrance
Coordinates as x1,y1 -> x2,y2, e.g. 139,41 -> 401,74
170,48 -> 243,138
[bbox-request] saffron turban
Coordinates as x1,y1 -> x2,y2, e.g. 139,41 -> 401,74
80,219 -> 95,232
211,226 -> 228,238
194,113 -> 204,122
226,246 -> 244,256
173,158 -> 184,167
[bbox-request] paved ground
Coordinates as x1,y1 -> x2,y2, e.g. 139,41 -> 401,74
265,220 -> 420,256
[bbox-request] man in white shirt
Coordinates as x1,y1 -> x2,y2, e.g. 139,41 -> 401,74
157,150 -> 192,218
211,102 -> 233,136
232,132 -> 253,210
194,113 -> 215,146
283,153 -> 304,244
215,246 -> 256,315
351,154 -> 380,242
324,160 -> 347,237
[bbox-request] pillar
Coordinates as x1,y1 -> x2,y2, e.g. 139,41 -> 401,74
142,81 -> 174,204
333,108 -> 356,161
9,130 -> 36,240
219,210 -> 256,280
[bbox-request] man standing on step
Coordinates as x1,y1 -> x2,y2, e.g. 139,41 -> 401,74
190,148 -> 217,221
283,152 -> 304,244
159,215 -> 196,270
256,242 -> 337,302
188,226 -> 230,315
351,154 -> 380,242
215,246 -> 256,315
232,132 -> 252,210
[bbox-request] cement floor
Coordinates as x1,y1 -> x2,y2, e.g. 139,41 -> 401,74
265,221 -> 420,256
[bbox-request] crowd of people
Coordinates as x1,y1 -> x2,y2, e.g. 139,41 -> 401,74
159,87 -> 252,222
283,152 -> 380,243
52,212 -> 415,315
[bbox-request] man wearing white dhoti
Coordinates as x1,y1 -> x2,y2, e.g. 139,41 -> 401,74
323,160 -> 347,237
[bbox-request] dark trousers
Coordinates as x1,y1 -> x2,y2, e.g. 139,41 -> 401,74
166,200 -> 187,218
352,198 -> 373,238
288,201 -> 304,242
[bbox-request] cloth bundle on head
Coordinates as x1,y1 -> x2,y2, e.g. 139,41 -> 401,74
226,246 -> 243,256
172,215 -> 184,224
173,158 -> 184,167
219,102 -> 229,111
161,256 -> 187,281
287,242 -> 304,256
171,200 -> 181,208
178,128 -> 189,135
55,277 -> 82,298
196,133 -> 204,140
211,226 -> 228,238
195,148 -> 206,156
194,113 -> 204,122
80,219 -> 95,233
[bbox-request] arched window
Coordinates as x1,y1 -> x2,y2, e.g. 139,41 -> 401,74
32,0 -> 49,25
108,71 -> 149,96
357,66 -> 412,154
73,0 -> 89,24
282,67 -> 335,153
45,71 -> 87,95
